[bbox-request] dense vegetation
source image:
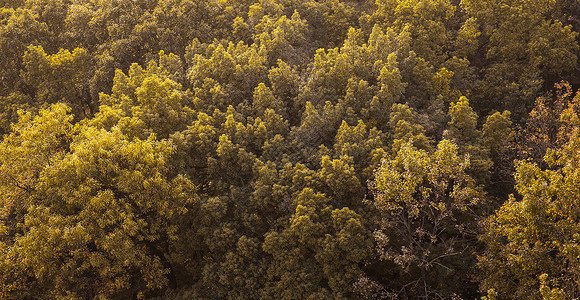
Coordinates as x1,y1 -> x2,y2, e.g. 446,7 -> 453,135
1,0 -> 580,298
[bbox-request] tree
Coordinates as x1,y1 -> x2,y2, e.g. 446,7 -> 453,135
512,82 -> 579,168
188,40 -> 268,112
0,7 -> 49,95
1,0 -> 579,297
482,109 -> 514,197
0,104 -> 73,244
24,0 -> 69,50
389,102 -> 432,153
262,188 -> 372,299
298,26 -> 409,114
0,92 -> 32,136
91,58 -> 194,140
461,0 -> 579,116
367,0 -> 458,66
0,104 -> 197,298
252,11 -> 309,66
479,85 -> 580,299
332,120 -> 387,183
21,45 -> 95,118
153,0 -> 241,54
443,96 -> 493,183
371,139 -> 483,298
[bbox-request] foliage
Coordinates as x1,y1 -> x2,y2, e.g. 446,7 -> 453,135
0,105 -> 197,298
479,86 -> 580,300
372,140 -> 483,298
0,0 -> 579,298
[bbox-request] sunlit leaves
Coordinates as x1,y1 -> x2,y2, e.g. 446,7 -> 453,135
372,139 -> 483,298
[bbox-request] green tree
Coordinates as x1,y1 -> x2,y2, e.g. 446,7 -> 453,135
24,0 -> 69,50
262,188 -> 372,299
372,139 -> 483,298
252,11 -> 309,66
482,109 -> 513,197
0,104 -> 197,298
0,92 -> 32,136
367,0 -> 458,66
0,7 -> 49,95
461,0 -> 579,116
188,40 -> 268,112
153,0 -> 242,54
479,85 -> 580,299
443,96 -> 493,183
0,104 -> 73,242
389,102 -> 432,152
296,25 -> 411,136
512,82 -> 579,168
21,45 -> 95,117
91,58 -> 194,139
332,120 -> 387,182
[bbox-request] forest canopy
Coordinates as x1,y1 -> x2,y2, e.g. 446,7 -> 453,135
1,0 -> 580,299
